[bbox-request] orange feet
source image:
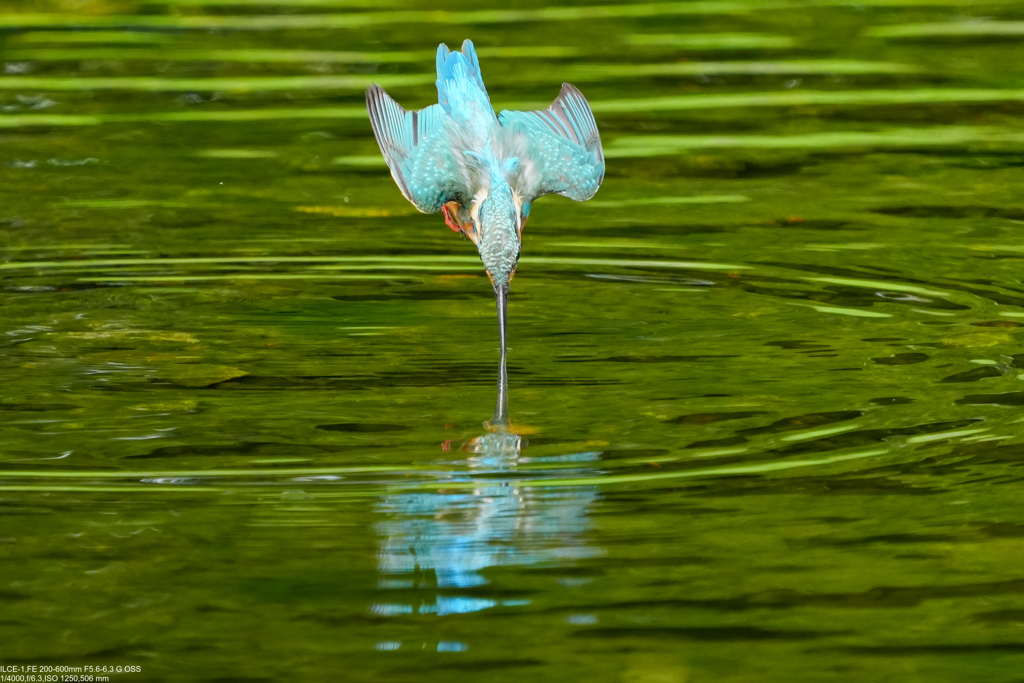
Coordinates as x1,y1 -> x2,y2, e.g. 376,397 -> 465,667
442,202 -> 462,233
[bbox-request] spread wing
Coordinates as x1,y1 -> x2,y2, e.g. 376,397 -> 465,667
366,83 -> 466,214
498,83 -> 605,204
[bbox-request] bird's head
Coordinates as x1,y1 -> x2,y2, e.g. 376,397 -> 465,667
471,180 -> 522,290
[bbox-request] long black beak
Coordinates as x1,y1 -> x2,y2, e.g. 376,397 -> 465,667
491,282 -> 509,429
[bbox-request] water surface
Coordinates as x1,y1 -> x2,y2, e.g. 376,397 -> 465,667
4,0 -> 1024,680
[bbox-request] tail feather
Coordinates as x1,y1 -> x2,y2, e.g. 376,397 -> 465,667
435,39 -> 489,115
435,42 -> 451,87
461,38 -> 486,94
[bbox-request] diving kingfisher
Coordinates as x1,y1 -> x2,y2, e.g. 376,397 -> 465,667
366,39 -> 605,425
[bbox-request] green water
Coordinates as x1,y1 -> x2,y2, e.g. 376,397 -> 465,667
4,0 -> 1024,680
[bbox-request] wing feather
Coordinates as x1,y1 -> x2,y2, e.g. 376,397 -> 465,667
498,83 -> 605,204
366,83 -> 465,214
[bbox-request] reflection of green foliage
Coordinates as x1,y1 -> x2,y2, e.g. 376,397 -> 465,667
625,32 -> 797,50
567,60 -> 922,80
868,21 -> 1024,39
593,88 -> 1024,113
608,127 -> 1024,157
13,30 -> 174,43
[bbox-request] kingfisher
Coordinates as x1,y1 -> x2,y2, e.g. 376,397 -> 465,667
366,39 -> 605,424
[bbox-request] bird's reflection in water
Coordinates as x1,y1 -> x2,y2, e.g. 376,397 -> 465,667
372,377 -> 602,618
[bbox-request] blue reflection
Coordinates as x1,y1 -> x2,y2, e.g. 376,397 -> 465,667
374,421 -> 601,618
428,596 -> 497,615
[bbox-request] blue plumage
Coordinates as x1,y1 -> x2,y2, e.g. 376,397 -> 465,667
436,40 -> 489,112
366,39 -> 605,289
366,40 -> 604,423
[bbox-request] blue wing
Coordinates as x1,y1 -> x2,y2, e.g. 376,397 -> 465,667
498,83 -> 605,204
366,83 -> 465,214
